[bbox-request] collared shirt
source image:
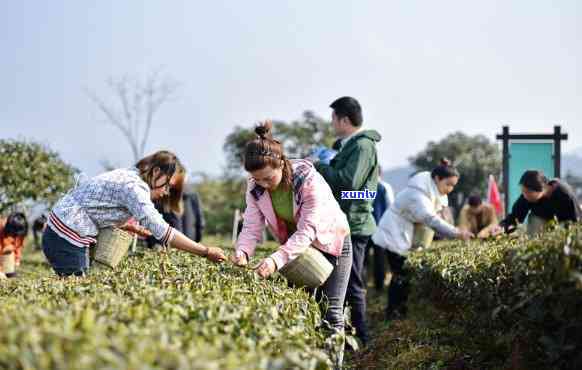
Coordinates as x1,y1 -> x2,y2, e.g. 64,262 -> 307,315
48,167 -> 173,248
339,128 -> 363,151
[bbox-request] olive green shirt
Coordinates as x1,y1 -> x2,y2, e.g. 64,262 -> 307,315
269,185 -> 296,235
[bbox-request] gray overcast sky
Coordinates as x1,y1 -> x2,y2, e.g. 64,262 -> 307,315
1,1 -> 581,177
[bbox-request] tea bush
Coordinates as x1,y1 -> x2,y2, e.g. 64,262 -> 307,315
0,245 -> 331,370
408,225 -> 582,369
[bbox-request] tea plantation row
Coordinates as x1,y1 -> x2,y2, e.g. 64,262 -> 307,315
408,225 -> 582,369
0,244 -> 331,370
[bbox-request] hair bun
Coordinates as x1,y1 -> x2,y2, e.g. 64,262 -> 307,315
254,120 -> 273,139
440,158 -> 451,167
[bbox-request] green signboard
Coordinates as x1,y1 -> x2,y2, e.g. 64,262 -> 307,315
497,126 -> 567,214
508,142 -> 554,207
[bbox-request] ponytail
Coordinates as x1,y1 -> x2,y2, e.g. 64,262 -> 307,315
431,158 -> 460,180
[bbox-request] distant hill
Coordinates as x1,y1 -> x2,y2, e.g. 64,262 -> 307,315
572,146 -> 582,158
563,149 -> 582,177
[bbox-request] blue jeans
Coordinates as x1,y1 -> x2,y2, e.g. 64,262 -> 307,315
316,236 -> 353,331
314,236 -> 352,370
42,226 -> 90,276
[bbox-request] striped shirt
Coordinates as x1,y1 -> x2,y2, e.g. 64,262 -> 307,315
47,167 -> 174,248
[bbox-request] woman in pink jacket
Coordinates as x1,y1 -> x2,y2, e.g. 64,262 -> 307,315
232,121 -> 352,365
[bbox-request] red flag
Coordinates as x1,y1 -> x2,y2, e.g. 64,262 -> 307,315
487,175 -> 504,216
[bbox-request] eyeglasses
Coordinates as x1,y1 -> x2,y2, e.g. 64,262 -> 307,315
152,179 -> 171,191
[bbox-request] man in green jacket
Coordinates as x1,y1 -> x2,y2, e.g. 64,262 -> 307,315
314,96 -> 381,346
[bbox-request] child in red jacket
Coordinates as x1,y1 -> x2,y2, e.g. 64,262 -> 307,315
0,212 -> 29,278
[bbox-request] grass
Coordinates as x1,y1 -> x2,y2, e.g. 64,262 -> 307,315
347,289 -> 511,370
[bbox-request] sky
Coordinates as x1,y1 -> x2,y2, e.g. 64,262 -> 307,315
1,1 -> 581,177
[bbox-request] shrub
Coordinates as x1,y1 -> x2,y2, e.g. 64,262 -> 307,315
0,247 -> 331,370
0,139 -> 76,213
408,225 -> 582,369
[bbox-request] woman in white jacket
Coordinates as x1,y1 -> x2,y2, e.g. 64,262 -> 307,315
372,159 -> 473,320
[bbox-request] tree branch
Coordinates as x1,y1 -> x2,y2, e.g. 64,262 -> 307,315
86,69 -> 179,163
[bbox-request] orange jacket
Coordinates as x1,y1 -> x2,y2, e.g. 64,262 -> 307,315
0,220 -> 26,266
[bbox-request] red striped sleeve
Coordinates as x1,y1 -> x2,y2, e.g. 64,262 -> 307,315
49,213 -> 97,246
160,226 -> 173,247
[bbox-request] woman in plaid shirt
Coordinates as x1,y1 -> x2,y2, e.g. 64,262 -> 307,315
42,150 -> 225,276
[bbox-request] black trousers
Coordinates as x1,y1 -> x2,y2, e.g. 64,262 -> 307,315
345,234 -> 370,344
365,239 -> 388,291
386,249 -> 410,312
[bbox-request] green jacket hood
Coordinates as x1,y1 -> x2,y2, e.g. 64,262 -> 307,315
353,129 -> 381,143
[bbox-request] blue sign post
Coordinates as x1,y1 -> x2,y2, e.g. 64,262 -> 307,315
497,126 -> 568,213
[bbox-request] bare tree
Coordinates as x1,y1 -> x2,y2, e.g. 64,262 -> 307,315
86,69 -> 179,162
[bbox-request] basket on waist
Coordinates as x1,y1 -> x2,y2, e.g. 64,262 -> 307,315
412,223 -> 435,249
278,246 -> 334,288
93,227 -> 135,268
0,252 -> 16,274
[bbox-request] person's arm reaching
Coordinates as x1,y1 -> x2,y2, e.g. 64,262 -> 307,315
315,144 -> 375,193
499,195 -> 531,232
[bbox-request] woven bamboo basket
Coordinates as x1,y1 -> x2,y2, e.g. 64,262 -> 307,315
527,215 -> 548,236
93,227 -> 135,268
412,223 -> 435,249
279,247 -> 334,288
0,252 -> 15,274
